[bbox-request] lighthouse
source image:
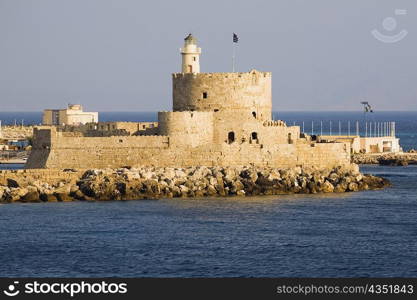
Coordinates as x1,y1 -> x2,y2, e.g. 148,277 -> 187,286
180,34 -> 201,73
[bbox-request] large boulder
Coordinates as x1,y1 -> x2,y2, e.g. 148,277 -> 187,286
321,181 -> 335,193
348,182 -> 359,192
54,193 -> 74,202
22,191 -> 40,202
40,193 -> 58,202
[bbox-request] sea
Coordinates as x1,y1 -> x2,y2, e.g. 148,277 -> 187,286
0,111 -> 416,277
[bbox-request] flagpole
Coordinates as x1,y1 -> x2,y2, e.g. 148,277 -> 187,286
232,41 -> 236,72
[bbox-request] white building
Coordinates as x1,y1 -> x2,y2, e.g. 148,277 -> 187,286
42,104 -> 98,126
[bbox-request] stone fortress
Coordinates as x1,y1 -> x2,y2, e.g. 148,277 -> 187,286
26,34 -> 351,170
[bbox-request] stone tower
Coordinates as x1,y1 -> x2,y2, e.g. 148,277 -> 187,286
181,34 -> 201,73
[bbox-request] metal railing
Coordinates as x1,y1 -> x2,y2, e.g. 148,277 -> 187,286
287,121 -> 396,138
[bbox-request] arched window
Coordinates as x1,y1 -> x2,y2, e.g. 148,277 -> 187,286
251,132 -> 258,140
228,132 -> 235,144
252,111 -> 257,118
288,133 -> 293,144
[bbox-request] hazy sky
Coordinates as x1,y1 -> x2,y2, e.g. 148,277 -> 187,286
0,0 -> 416,111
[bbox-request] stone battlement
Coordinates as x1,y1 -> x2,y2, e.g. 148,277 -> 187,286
263,120 -> 287,127
172,70 -> 272,79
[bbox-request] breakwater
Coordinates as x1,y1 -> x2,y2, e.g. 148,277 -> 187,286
353,152 -> 417,166
0,165 -> 390,203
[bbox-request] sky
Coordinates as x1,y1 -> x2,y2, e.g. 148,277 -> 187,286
0,0 -> 416,112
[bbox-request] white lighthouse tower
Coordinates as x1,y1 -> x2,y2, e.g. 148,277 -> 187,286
180,34 -> 201,73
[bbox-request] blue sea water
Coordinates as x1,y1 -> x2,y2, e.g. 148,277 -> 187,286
0,165 -> 416,277
0,111 -> 416,277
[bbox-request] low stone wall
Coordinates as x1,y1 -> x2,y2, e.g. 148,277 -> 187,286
0,165 -> 390,203
352,153 -> 417,166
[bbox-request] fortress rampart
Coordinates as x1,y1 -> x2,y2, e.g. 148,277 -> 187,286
26,126 -> 350,169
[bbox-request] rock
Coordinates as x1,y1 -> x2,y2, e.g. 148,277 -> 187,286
73,190 -> 86,200
208,176 -> 217,186
171,186 -> 181,197
54,193 -> 74,202
54,183 -> 72,194
179,185 -> 189,196
379,158 -> 408,166
268,170 -> 281,181
321,181 -> 334,193
174,169 -> 186,178
224,168 -> 237,182
236,190 -> 245,196
328,172 -> 339,184
349,164 -> 360,175
40,193 -> 58,202
215,183 -> 226,196
240,169 -> 258,182
231,180 -> 244,193
0,165 -> 391,203
308,182 -> 318,194
69,185 -> 79,194
348,182 -> 359,192
7,178 -> 20,188
207,185 -> 217,196
22,191 -> 40,202
334,183 -> 347,193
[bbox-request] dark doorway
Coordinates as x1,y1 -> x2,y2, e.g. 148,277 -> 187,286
228,132 -> 235,144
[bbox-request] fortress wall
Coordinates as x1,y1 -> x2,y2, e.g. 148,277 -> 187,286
216,142 -> 350,169
211,110 -> 301,145
158,111 -> 214,147
172,71 -> 272,119
51,134 -> 168,149
26,127 -> 170,169
295,143 -> 351,168
26,139 -> 350,170
43,148 -> 168,169
256,125 -> 301,145
26,125 -> 350,170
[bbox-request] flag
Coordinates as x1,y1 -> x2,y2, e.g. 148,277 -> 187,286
233,33 -> 239,43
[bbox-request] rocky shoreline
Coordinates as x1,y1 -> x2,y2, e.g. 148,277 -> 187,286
352,152 -> 417,166
0,165 -> 390,203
